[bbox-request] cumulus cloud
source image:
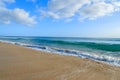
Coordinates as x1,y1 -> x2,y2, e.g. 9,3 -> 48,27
80,2 -> 115,20
41,0 -> 120,20
0,0 -> 36,26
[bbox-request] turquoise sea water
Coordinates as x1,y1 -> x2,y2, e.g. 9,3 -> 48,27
0,36 -> 120,66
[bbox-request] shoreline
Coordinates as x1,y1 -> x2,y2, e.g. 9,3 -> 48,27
0,42 -> 120,80
0,40 -> 120,67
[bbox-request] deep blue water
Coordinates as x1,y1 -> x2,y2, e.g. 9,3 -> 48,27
0,36 -> 120,66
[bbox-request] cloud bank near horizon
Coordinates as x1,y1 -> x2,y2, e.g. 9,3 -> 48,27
0,0 -> 36,26
41,0 -> 120,21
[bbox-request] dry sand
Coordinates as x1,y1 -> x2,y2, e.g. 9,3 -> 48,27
0,42 -> 120,80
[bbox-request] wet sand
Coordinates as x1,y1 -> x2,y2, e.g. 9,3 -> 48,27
0,42 -> 120,80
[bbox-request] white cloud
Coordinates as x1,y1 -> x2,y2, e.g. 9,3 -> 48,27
80,2 -> 115,20
41,0 -> 90,19
0,0 -> 36,26
13,8 -> 36,26
41,0 -> 120,21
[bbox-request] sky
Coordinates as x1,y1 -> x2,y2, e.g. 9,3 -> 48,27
0,0 -> 120,38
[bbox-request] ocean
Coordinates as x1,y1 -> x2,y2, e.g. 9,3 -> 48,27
0,36 -> 120,66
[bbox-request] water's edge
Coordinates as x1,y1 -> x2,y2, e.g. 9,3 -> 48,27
0,40 -> 120,67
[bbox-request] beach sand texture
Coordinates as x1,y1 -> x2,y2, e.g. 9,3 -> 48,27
0,42 -> 120,80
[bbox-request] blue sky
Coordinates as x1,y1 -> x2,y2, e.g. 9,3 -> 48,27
0,0 -> 120,38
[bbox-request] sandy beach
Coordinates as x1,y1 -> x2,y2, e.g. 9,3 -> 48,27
0,42 -> 120,80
